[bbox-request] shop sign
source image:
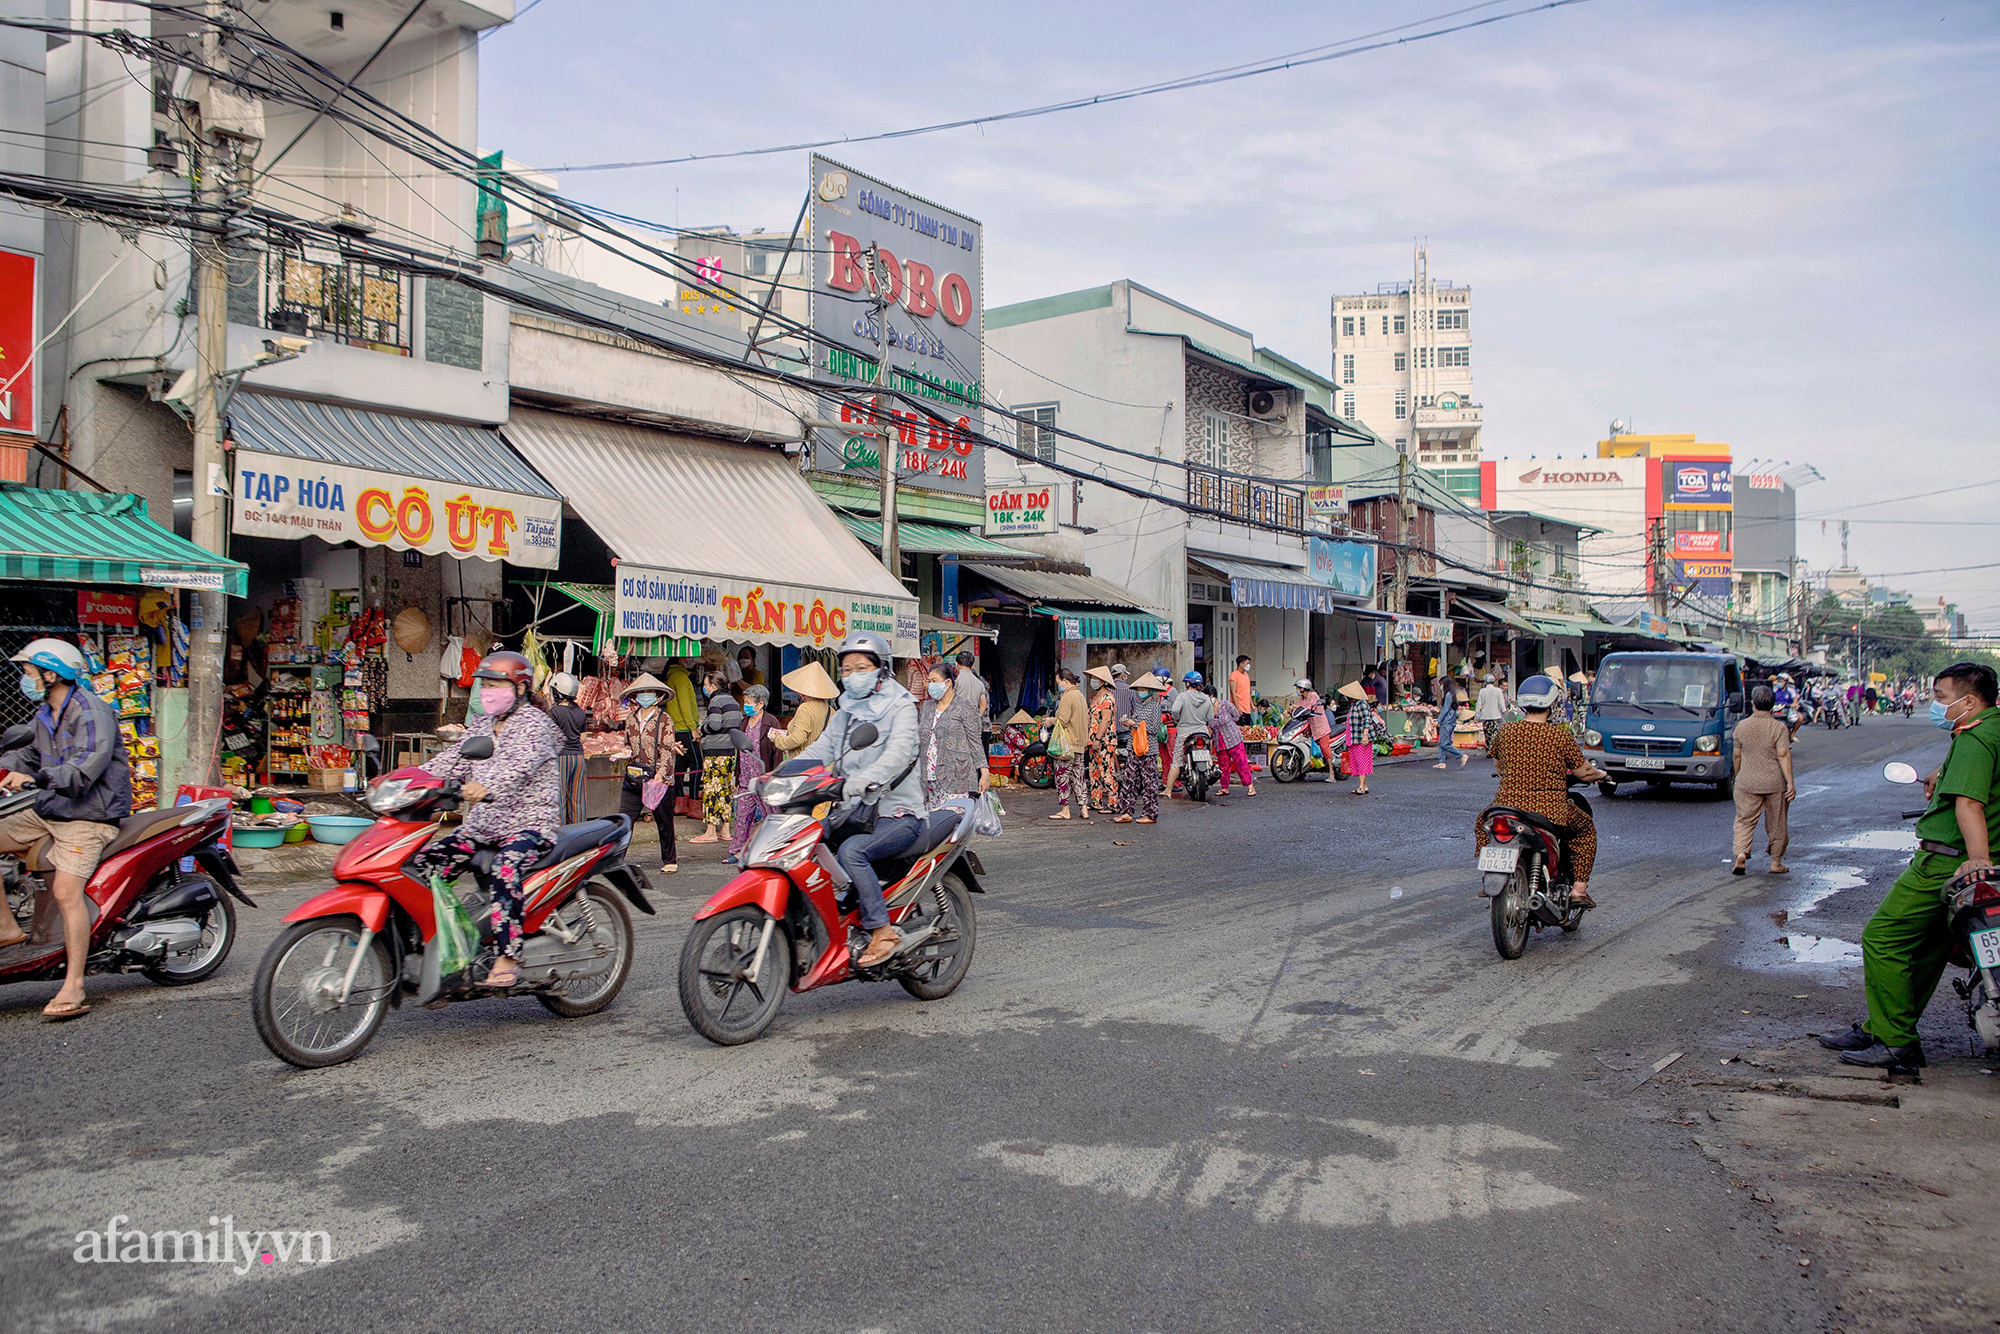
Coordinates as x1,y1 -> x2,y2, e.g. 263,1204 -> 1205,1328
983,484 -> 1056,537
1664,459 -> 1733,510
1633,612 -> 1672,637
808,155 -> 985,499
1306,485 -> 1347,525
77,589 -> 138,626
613,564 -> 918,658
1746,473 -> 1784,490
0,249 -> 36,435
230,450 -> 562,569
1307,536 -> 1378,600
1674,558 -> 1733,597
1512,465 -> 1630,488
1391,614 -> 1452,644
141,568 -> 226,591
1671,530 -> 1728,557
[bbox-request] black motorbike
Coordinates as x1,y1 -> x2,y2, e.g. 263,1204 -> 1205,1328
1477,779 -> 1593,958
1177,728 -> 1219,803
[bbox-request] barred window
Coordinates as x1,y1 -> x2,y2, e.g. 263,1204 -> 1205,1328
1440,346 -> 1470,368
1017,404 -> 1059,463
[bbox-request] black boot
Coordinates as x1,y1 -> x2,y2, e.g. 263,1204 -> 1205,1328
1839,1041 -> 1926,1074
1816,1022 -> 1880,1053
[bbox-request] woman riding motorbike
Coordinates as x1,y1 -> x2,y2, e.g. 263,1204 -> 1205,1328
411,650 -> 563,990
1475,674 -> 1609,907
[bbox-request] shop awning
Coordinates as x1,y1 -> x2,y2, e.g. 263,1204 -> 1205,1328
1527,613 -> 1625,637
541,582 -> 701,658
1454,599 -> 1542,633
227,393 -> 563,568
838,515 -> 1024,557
500,409 -> 917,656
920,614 -> 997,641
1037,608 -> 1175,644
961,563 -> 1165,611
1189,552 -> 1368,615
0,485 -> 247,595
960,563 -> 1171,644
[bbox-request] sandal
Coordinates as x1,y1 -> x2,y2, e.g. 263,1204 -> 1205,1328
659,864 -> 678,875
480,962 -> 522,990
1112,815 -> 1133,824
41,998 -> 90,1021
1135,817 -> 1156,824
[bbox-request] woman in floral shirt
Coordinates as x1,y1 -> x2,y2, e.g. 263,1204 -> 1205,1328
413,651 -> 561,989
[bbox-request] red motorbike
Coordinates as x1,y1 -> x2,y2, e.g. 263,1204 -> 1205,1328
677,722 -> 985,1045
0,726 -> 250,994
250,736 -> 653,1068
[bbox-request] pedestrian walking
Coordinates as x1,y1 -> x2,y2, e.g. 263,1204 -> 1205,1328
771,660 -> 837,759
1731,686 -> 1795,876
1434,674 -> 1470,770
1208,684 -> 1257,795
689,671 -> 744,845
1117,671 -> 1166,823
1338,681 -> 1383,795
919,662 -> 990,804
1085,666 -> 1122,816
1164,670 -> 1216,797
616,673 -> 683,873
1049,668 -> 1092,819
545,671 -> 593,825
1475,672 -> 1508,754
725,685 -> 781,864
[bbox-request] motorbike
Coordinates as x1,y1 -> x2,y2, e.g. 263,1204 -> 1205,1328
1885,761 -> 2000,1055
1477,778 -> 1594,958
250,735 -> 652,1068
1821,697 -> 1844,730
0,725 -> 249,993
1175,727 -> 1219,803
1267,707 -> 1346,784
1015,719 -> 1055,790
677,722 -> 984,1046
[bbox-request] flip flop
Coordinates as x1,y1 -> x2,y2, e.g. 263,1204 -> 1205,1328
42,999 -> 90,1021
659,864 -> 678,874
1135,817 -> 1156,824
1770,865 -> 1791,875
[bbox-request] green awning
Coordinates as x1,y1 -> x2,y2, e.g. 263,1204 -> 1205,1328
0,485 -> 247,595
837,515 -> 1024,556
1035,606 -> 1175,644
549,582 -> 700,658
1528,614 -> 1625,636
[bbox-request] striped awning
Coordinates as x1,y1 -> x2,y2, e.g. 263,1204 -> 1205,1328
0,485 -> 247,595
548,582 -> 699,658
1035,607 -> 1175,644
838,515 -> 1024,556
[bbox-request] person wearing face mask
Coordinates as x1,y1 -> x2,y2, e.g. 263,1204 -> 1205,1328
796,631 -> 925,968
1084,666 -> 1122,817
918,662 -> 990,806
1229,655 -> 1254,716
772,660 -> 837,759
412,650 -> 562,991
690,673 -> 746,845
727,684 -> 780,864
1822,661 -> 2000,1075
0,639 -> 134,1019
617,673 -> 683,874
545,672 -> 593,826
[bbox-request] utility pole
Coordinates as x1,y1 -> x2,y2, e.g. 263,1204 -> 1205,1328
868,244 -> 898,581
1648,517 -> 1669,620
1392,447 -> 1410,615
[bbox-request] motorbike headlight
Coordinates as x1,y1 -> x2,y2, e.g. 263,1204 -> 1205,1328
1694,734 -> 1721,754
746,813 -> 816,871
1582,729 -> 1603,749
365,778 -> 424,814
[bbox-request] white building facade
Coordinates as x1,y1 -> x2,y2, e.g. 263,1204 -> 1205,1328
1330,245 -> 1480,472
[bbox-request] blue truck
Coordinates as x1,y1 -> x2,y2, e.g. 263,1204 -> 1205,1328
1582,651 -> 1748,799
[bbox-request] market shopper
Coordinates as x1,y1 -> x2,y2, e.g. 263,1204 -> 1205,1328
772,660 -> 837,759
411,650 -> 562,990
1294,679 -> 1340,786
727,684 -> 780,863
690,671 -> 745,845
1117,672 -> 1167,823
1338,681 -> 1384,796
919,662 -> 990,804
617,673 -> 683,873
1475,673 -> 1509,754
1210,684 -> 1256,796
1164,670 -> 1216,798
1085,666 -> 1122,816
1434,674 -> 1470,770
546,671 -> 592,825
1050,668 -> 1092,819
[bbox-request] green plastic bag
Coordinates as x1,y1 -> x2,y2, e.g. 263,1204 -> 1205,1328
416,875 -> 479,1004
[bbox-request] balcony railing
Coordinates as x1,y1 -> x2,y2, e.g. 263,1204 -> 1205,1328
1187,466 -> 1305,530
261,250 -> 413,355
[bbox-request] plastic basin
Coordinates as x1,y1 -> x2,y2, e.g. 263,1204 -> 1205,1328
233,827 -> 286,848
283,821 -> 310,843
306,815 -> 374,845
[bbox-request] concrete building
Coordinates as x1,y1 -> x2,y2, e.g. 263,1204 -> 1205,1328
1733,468 -> 1800,638
1482,456 -> 1652,601
1330,244 -> 1480,472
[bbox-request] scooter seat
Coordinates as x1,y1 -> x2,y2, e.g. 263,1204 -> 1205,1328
465,817 -> 629,878
1482,805 -> 1572,841
100,805 -> 196,860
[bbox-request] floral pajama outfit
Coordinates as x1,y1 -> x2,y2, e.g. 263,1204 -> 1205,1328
409,829 -> 555,962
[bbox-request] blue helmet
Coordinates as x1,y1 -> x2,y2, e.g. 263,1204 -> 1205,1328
11,638 -> 87,682
1183,670 -> 1202,685
1515,674 -> 1562,709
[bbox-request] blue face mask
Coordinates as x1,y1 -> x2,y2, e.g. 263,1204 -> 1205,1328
18,672 -> 43,701
744,701 -> 759,715
1931,698 -> 1955,730
842,669 -> 880,700
633,692 -> 660,708
927,680 -> 948,700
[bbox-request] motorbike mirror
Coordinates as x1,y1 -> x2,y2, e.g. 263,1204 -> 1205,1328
358,734 -> 381,754
1883,761 -> 1920,785
847,722 -> 880,751
0,723 -> 32,751
460,736 -> 496,760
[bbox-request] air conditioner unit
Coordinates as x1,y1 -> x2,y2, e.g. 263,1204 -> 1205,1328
1247,389 -> 1286,421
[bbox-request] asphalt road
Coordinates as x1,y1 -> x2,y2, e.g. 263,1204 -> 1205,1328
0,713 -> 1965,1333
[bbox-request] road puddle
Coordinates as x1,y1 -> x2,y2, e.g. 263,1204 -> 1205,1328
1790,866 -> 1865,919
1781,933 -> 1862,965
1822,830 -> 1918,852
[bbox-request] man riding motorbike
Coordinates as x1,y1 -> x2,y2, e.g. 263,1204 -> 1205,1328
795,630 -> 925,968
0,638 -> 135,1020
1164,670 -> 1216,797
1475,674 -> 1609,908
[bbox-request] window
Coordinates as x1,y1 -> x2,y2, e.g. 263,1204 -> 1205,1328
1440,346 -> 1470,368
1438,309 -> 1467,331
1394,352 -> 1406,372
1394,392 -> 1407,420
1202,411 -> 1230,469
1392,315 -> 1405,335
1343,393 -> 1356,419
1341,316 -> 1355,338
1341,354 -> 1355,383
747,251 -> 768,276
1381,316 -> 1391,336
1018,404 -> 1059,463
1418,347 -> 1432,369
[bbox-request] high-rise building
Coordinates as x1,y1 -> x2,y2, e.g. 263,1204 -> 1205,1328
1330,244 -> 1481,472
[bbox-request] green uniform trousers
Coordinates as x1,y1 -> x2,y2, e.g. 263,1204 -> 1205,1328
1861,849 -> 1966,1048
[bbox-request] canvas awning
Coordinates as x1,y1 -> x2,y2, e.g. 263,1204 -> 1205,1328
1189,552 -> 1368,614
838,515 -> 1024,557
500,409 -> 917,656
1038,609 -> 1175,644
960,564 -> 1172,644
1454,599 -> 1542,634
961,563 -> 1165,611
227,393 -> 563,568
0,485 -> 247,595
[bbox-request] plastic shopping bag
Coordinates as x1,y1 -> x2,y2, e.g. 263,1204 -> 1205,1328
642,777 -> 669,809
415,874 -> 480,1005
937,793 -> 1003,839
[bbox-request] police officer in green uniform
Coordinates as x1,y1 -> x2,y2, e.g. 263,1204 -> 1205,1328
1820,661 -> 2000,1073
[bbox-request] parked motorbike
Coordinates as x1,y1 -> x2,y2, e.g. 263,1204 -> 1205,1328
1267,707 -> 1345,784
1177,727 -> 1219,803
1885,761 -> 2000,1055
1016,719 -> 1055,790
1477,778 -> 1594,958
677,722 -> 984,1046
250,736 -> 652,1068
0,725 -> 248,992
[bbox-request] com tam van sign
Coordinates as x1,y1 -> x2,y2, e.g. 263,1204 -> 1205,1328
614,565 -> 918,658
983,484 -> 1056,537
230,450 -> 562,568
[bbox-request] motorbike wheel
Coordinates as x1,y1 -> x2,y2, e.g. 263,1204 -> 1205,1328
251,914 -> 392,1069
899,872 -> 978,1002
536,882 -> 634,1018
143,890 -> 237,986
1188,772 -> 1210,803
1270,748 -> 1304,783
679,905 -> 793,1046
1491,860 -> 1533,960
1018,754 -> 1055,789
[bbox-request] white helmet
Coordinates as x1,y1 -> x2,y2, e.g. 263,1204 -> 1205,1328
1294,678 -> 1313,692
12,637 -> 87,682
1515,674 -> 1562,709
548,671 -> 580,700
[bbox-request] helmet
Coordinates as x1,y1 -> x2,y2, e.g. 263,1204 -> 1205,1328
1294,678 -> 1313,692
1515,674 -> 1562,709
470,649 -> 534,688
548,671 -> 579,700
834,629 -> 891,668
1183,670 -> 1202,685
12,638 -> 86,682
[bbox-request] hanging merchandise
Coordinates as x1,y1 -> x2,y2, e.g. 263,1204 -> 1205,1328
393,605 -> 431,659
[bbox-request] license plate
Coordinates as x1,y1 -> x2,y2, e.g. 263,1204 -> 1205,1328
1626,757 -> 1667,770
1192,749 -> 1212,764
1973,927 -> 2000,970
1479,845 -> 1520,873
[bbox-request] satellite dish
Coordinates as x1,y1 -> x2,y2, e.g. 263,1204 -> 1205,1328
1609,418 -> 1628,436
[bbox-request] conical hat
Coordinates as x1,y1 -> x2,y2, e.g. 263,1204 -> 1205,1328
1336,681 -> 1368,701
782,660 -> 839,700
1085,666 -> 1114,684
620,672 -> 673,700
1006,709 -> 1036,724
1568,671 -> 1588,683
1133,672 -> 1168,690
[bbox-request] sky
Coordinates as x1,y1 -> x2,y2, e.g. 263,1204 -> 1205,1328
480,0 -> 2000,631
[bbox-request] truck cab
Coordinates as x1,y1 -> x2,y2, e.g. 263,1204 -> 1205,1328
1582,652 -> 1747,798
